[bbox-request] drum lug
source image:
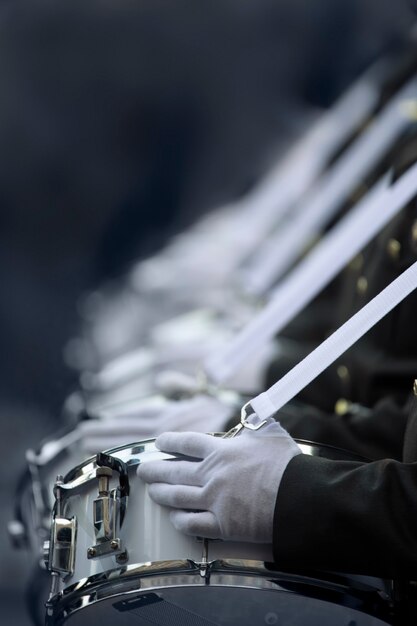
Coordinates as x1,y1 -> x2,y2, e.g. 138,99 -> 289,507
87,463 -> 129,562
45,475 -> 77,601
47,516 -> 77,577
93,467 -> 114,543
96,452 -> 130,527
46,475 -> 77,581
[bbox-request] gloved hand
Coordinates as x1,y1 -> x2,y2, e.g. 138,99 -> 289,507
77,394 -> 235,454
154,341 -> 276,398
154,370 -> 206,398
137,419 -> 301,544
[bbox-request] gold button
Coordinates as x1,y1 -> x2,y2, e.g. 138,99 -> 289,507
356,276 -> 368,295
337,365 -> 350,381
386,238 -> 401,261
413,379 -> 417,396
334,398 -> 351,416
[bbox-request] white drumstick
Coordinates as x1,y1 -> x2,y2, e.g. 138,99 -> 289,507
205,159 -> 417,384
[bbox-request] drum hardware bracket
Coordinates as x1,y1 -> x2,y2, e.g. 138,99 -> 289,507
96,452 -> 129,527
224,401 -> 268,438
87,537 -> 125,560
192,559 -> 215,582
45,515 -> 77,577
45,475 -> 77,600
87,463 -> 129,562
193,538 -> 213,581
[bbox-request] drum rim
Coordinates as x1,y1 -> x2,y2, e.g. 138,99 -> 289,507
62,437 -> 368,490
49,558 -> 277,604
295,439 -> 370,462
45,558 -> 393,625
62,438 -> 162,490
45,558 -> 276,623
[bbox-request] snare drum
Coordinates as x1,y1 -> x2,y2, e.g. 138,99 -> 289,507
9,427 -> 88,559
9,427 -> 94,625
44,438 -> 398,625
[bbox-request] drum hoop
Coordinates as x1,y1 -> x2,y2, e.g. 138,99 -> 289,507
62,439 -> 158,489
46,558 -> 274,622
295,439 -> 370,462
45,558 -> 392,625
61,438 -> 369,491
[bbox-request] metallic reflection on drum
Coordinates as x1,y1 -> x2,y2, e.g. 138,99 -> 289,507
49,579 -> 395,625
44,438 -> 396,625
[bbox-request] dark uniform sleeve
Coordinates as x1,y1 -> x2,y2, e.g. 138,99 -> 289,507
278,395 -> 408,461
273,453 -> 417,579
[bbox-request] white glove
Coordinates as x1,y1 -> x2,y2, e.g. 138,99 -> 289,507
77,394 -> 235,454
153,370 -> 205,398
137,419 -> 301,544
154,342 -> 276,398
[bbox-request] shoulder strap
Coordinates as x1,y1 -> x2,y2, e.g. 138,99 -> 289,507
251,258 -> 417,420
205,160 -> 417,385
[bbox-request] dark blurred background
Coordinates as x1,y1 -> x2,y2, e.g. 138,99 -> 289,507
0,0 -> 413,623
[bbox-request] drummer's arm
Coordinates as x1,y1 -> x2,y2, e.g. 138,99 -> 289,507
272,453 -> 417,579
277,395 -> 408,461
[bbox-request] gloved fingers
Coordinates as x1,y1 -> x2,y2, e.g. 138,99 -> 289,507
155,431 -> 217,458
169,510 -> 220,538
137,459 -> 202,486
148,483 -> 204,509
154,370 -> 201,397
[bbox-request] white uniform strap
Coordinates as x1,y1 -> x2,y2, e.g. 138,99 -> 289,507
251,260 -> 417,420
240,77 -> 417,296
204,159 -> 417,385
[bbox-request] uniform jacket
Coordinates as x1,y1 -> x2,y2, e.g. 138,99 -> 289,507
274,394 -> 417,579
270,73 -> 417,580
